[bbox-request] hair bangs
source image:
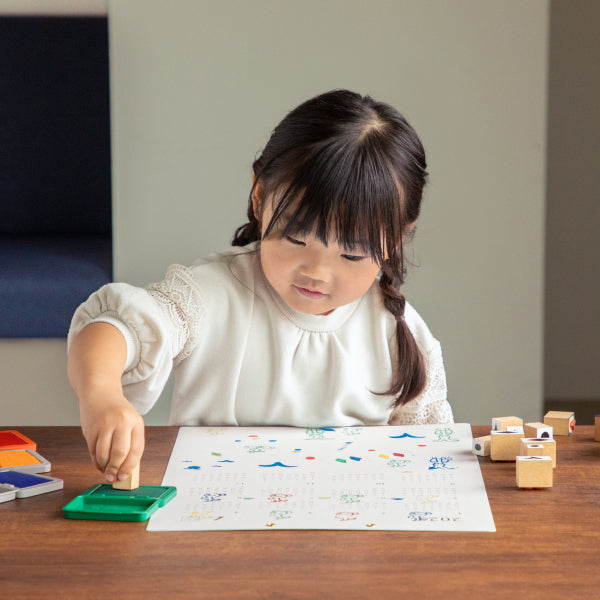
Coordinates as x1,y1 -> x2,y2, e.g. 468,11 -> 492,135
264,142 -> 404,266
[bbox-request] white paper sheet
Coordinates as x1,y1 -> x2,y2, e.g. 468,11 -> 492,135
147,424 -> 495,532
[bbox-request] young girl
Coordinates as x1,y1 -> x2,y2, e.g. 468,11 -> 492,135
67,89 -> 453,484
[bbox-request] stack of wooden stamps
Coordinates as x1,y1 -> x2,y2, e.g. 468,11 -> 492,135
472,411 -> 578,489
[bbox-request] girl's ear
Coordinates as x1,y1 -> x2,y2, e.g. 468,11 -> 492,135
251,175 -> 263,222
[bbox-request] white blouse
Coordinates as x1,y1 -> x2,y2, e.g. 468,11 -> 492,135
68,243 -> 453,427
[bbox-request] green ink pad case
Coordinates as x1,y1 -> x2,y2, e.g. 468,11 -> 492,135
63,483 -> 177,522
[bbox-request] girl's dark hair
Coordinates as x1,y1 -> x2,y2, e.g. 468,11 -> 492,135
232,89 -> 428,407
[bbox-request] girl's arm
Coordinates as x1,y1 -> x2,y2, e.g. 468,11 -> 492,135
67,322 -> 145,483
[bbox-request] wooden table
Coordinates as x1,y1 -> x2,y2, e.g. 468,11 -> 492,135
2,426 -> 600,598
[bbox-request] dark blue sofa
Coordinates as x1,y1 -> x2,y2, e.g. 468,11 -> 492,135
0,16 -> 112,337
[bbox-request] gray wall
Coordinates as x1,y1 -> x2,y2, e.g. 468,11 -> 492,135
111,0 -> 549,425
2,0 -> 559,426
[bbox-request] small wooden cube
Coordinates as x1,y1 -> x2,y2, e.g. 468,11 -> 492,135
524,422 -> 553,439
519,437 -> 556,467
524,443 -> 544,455
490,429 -> 524,461
543,411 -> 575,435
516,456 -> 553,488
113,464 -> 140,490
472,435 -> 491,456
595,415 -> 600,442
492,416 -> 523,431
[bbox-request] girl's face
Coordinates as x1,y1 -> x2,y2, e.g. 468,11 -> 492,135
258,200 -> 381,316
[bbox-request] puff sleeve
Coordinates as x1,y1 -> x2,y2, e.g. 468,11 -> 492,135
388,340 -> 454,425
67,264 -> 204,415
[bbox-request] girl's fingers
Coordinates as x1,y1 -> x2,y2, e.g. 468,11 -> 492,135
103,426 -> 133,483
93,428 -> 115,474
80,402 -> 145,481
85,429 -> 102,472
116,423 -> 145,482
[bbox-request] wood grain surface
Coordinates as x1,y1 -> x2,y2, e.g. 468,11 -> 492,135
2,425 -> 599,599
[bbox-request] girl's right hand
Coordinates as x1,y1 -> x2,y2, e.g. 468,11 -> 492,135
67,322 -> 142,483
79,392 -> 145,484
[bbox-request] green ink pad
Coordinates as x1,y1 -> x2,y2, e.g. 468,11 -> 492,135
63,483 -> 177,522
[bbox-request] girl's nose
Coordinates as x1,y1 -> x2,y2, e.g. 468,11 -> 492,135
299,254 -> 331,282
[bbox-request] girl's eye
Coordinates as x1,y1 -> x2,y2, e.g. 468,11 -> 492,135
286,236 -> 305,246
342,254 -> 366,262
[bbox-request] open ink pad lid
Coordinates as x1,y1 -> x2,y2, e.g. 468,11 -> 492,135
0,430 -> 37,451
0,469 -> 64,498
62,483 -> 177,522
0,449 -> 51,473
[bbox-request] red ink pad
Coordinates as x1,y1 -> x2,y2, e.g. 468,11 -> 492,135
0,430 -> 37,451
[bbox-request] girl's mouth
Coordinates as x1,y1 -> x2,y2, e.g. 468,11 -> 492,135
294,285 -> 327,300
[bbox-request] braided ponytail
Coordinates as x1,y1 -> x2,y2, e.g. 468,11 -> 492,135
379,255 -> 426,407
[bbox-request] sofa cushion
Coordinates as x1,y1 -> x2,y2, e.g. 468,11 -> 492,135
0,235 -> 112,338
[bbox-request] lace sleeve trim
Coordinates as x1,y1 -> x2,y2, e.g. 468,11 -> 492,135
146,264 -> 204,366
388,341 -> 454,425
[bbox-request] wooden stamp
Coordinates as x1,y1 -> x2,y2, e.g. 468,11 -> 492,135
519,437 -> 556,467
113,464 -> 140,491
492,416 -> 524,432
516,456 -> 553,489
524,443 -> 544,456
472,435 -> 491,456
543,411 -> 575,436
490,428 -> 524,461
523,422 -> 553,439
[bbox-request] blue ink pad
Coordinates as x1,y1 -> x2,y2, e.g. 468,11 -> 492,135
63,483 -> 177,522
0,469 -> 64,498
